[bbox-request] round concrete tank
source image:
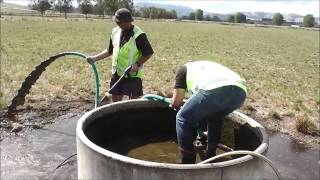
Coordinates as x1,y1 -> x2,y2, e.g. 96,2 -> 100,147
77,99 -> 270,180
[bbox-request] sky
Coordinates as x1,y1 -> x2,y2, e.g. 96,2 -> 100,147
5,0 -> 320,17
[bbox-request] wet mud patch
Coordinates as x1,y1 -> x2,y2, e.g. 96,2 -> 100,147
266,132 -> 320,179
0,99 -> 94,140
0,99 -> 94,179
241,105 -> 320,148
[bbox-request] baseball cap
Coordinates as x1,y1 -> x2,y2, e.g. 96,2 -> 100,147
113,8 -> 133,23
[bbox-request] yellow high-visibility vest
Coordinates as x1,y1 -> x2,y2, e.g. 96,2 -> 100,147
111,26 -> 143,77
185,61 -> 247,94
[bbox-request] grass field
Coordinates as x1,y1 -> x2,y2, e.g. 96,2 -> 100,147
1,16 -> 319,142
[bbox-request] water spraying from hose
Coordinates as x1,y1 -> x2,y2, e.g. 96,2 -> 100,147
5,52 -> 100,119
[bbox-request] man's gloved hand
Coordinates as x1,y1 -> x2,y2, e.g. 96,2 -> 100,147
169,104 -> 180,111
130,63 -> 140,72
86,57 -> 95,65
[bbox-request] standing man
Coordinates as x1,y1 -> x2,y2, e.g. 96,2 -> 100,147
171,61 -> 247,164
87,8 -> 154,102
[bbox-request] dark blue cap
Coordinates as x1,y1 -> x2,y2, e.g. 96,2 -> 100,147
114,8 -> 133,23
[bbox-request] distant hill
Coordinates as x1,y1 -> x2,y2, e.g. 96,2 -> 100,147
1,2 -> 28,9
0,2 -> 39,15
241,12 -> 304,21
240,12 -> 319,24
134,2 -> 319,23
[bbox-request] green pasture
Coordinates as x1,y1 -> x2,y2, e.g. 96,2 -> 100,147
1,17 -> 319,130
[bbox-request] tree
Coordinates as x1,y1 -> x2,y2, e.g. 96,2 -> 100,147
120,0 -> 134,14
53,0 -> 62,14
272,13 -> 284,26
156,8 -> 166,19
189,12 -> 195,20
53,0 -> 73,19
29,0 -> 52,17
133,10 -> 140,17
227,15 -> 235,23
170,10 -> 177,19
137,7 -> 176,19
93,1 -> 106,17
140,7 -> 157,19
103,0 -> 133,16
140,7 -> 151,18
148,7 -> 158,19
105,0 -> 120,15
182,16 -> 188,20
79,0 -> 93,19
205,15 -> 211,21
235,12 -> 246,23
212,16 -> 220,22
195,9 -> 203,21
303,14 -> 315,27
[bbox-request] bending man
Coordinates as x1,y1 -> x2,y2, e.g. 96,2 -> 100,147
171,61 -> 247,164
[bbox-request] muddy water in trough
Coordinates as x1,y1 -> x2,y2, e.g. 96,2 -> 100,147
101,120 -> 237,164
1,113 -> 319,180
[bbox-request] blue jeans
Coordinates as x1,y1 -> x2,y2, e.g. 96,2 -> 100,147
176,86 -> 246,158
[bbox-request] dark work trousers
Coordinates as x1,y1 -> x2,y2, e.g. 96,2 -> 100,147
176,85 -> 246,159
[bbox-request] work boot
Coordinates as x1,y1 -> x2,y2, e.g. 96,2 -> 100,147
180,149 -> 196,164
193,137 -> 207,161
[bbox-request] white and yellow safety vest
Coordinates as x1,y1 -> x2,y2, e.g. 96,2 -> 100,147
111,26 -> 143,77
185,61 -> 247,94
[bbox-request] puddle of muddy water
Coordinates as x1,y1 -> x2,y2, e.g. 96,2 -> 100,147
115,139 -> 232,164
105,120 -> 235,164
1,112 -> 80,180
109,135 -> 181,164
266,132 -> 320,180
1,114 -> 319,180
127,141 -> 180,163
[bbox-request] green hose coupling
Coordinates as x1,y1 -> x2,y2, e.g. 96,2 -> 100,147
142,94 -> 171,105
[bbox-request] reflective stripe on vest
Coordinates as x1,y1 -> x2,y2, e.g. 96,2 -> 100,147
185,61 -> 247,94
111,26 -> 143,77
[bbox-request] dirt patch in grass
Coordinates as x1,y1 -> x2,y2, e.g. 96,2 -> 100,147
241,103 -> 319,149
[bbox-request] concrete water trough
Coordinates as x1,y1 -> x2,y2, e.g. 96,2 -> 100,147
76,99 -> 270,180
